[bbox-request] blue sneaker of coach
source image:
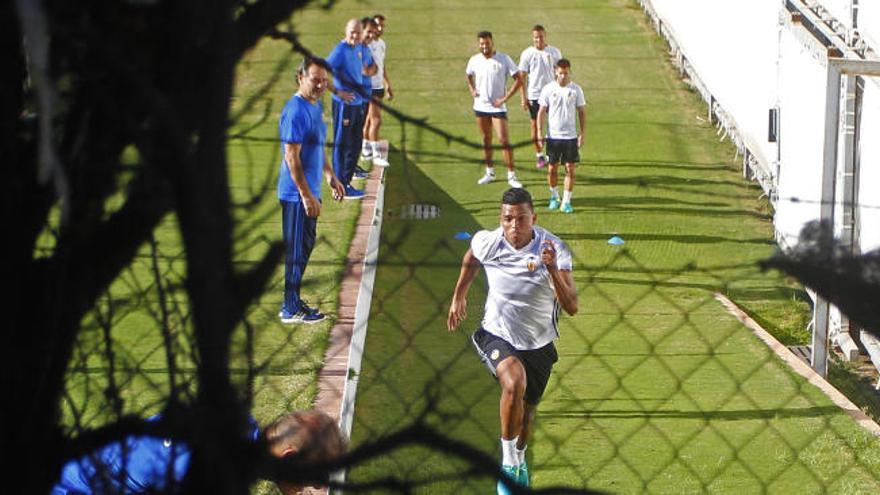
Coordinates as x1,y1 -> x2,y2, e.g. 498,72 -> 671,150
496,464 -> 519,495
561,202 -> 574,214
278,309 -> 301,324
343,184 -> 365,200
279,308 -> 325,324
548,197 -> 561,210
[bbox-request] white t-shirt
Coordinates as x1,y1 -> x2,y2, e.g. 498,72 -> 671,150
368,39 -> 386,89
465,51 -> 519,113
538,81 -> 586,139
471,225 -> 574,350
518,45 -> 562,100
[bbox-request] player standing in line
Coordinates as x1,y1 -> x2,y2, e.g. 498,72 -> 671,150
351,17 -> 380,180
327,18 -> 376,198
447,188 -> 578,494
466,31 -> 524,188
361,13 -> 393,167
277,57 -> 346,324
518,25 -> 562,169
536,58 -> 586,214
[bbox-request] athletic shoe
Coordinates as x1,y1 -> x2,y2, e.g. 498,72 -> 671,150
561,202 -> 574,213
517,460 -> 530,487
536,155 -> 546,169
279,308 -> 325,324
279,309 -> 301,324
298,301 -> 321,316
344,184 -> 365,200
548,197 -> 561,210
497,464 -> 519,495
353,166 -> 369,180
372,156 -> 390,167
507,175 -> 523,188
360,149 -> 373,161
477,172 -> 495,185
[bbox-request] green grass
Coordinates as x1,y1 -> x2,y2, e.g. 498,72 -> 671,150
53,0 -> 880,493
272,0 -> 880,493
58,13 -> 364,430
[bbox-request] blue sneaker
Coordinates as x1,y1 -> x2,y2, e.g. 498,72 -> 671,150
344,184 -> 365,200
517,460 -> 529,487
279,307 -> 325,324
548,197 -> 560,210
279,309 -> 301,324
497,464 -> 519,495
561,202 -> 574,214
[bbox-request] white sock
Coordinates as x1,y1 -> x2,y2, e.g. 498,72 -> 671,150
501,437 -> 519,466
486,167 -> 495,176
370,140 -> 381,156
536,152 -> 542,158
550,187 -> 559,199
563,190 -> 572,204
361,140 -> 370,153
515,445 -> 527,466
507,170 -> 516,180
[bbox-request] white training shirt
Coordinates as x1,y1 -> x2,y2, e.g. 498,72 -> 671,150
518,45 -> 562,101
471,225 -> 574,350
465,51 -> 519,113
368,39 -> 386,90
538,80 -> 586,140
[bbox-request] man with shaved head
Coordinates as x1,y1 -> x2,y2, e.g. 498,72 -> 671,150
327,19 -> 377,199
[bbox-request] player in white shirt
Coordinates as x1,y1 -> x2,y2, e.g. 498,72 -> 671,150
361,14 -> 393,167
465,31 -> 524,189
447,188 -> 578,494
536,59 -> 587,214
518,25 -> 562,170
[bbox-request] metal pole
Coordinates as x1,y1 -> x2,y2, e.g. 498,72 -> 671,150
813,63 -> 841,377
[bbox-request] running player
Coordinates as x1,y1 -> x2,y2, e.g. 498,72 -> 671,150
447,188 -> 578,494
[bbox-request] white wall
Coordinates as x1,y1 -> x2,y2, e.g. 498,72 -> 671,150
858,79 -> 880,253
645,0 -> 879,253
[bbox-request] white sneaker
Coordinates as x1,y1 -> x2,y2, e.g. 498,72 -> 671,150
372,156 -> 390,167
477,172 -> 495,185
507,175 -> 523,188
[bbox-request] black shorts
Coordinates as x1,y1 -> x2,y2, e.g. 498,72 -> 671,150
474,110 -> 507,120
546,138 -> 580,164
528,100 -> 540,120
471,328 -> 558,405
371,88 -> 385,99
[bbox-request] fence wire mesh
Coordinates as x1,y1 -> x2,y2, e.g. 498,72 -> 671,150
48,1 -> 880,493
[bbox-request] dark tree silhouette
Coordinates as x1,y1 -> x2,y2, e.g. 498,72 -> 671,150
2,1 -> 317,493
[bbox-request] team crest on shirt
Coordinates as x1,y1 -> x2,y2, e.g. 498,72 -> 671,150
527,257 -> 537,271
490,349 -> 500,361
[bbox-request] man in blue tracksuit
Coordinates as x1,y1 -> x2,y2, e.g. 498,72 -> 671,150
327,18 -> 376,199
278,57 -> 346,324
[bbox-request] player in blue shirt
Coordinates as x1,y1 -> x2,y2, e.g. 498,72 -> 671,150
278,57 -> 346,324
53,409 -> 345,494
326,18 -> 377,199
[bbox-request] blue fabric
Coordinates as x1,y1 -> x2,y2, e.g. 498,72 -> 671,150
52,416 -> 260,494
278,94 -> 326,202
331,99 -> 365,185
358,43 -> 374,99
281,199 -> 318,314
327,41 -> 368,105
